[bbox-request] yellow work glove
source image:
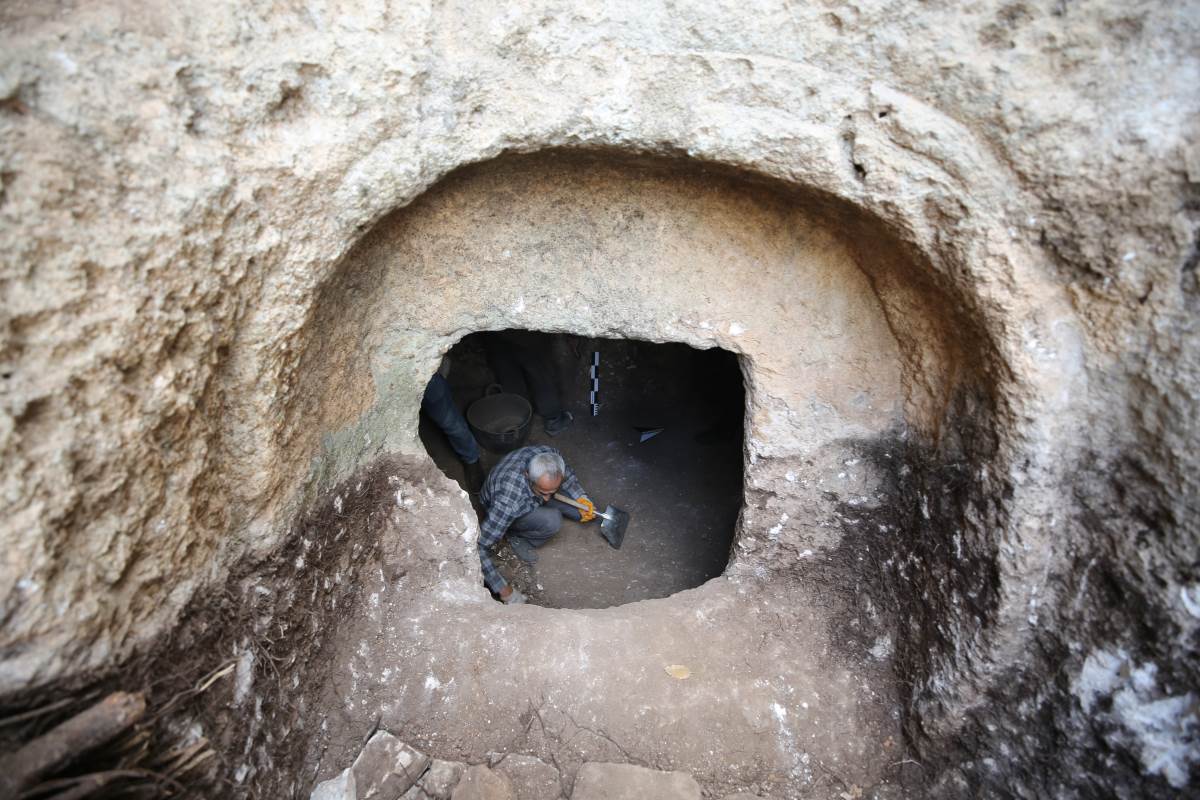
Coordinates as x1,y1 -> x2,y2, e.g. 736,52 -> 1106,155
577,496 -> 597,523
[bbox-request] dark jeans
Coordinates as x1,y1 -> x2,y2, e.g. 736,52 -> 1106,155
483,336 -> 564,419
508,499 -> 582,546
421,374 -> 480,464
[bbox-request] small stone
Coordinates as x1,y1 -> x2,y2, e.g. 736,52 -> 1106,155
419,759 -> 467,799
351,731 -> 431,799
450,764 -> 515,800
571,763 -> 700,800
664,664 -> 691,680
492,754 -> 560,800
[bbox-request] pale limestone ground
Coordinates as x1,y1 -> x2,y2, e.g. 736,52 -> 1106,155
307,510 -> 903,800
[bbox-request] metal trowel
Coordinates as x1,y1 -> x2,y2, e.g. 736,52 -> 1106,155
553,493 -> 629,549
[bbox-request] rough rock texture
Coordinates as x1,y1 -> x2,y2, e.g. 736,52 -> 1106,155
352,731 -> 431,799
312,768 -> 357,800
451,765 -> 515,800
417,760 -> 468,800
570,762 -> 700,800
310,510 -> 902,798
493,755 -> 561,800
1,1 -> 1197,798
316,740 -> 700,800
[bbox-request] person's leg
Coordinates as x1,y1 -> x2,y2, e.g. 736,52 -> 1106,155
509,346 -> 563,420
509,506 -> 563,546
421,374 -> 481,465
484,334 -> 572,434
506,505 -> 563,563
546,498 -> 582,522
483,337 -> 531,399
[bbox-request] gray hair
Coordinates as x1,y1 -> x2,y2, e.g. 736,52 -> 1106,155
528,452 -> 565,482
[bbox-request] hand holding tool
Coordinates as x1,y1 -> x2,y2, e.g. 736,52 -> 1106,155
576,496 -> 597,523
553,493 -> 629,549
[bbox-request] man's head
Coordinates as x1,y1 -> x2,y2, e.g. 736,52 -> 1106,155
527,451 -> 565,501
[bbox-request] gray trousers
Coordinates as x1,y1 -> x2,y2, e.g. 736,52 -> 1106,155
509,499 -> 582,547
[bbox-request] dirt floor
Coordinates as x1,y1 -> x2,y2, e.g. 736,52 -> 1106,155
418,334 -> 745,609
420,402 -> 743,609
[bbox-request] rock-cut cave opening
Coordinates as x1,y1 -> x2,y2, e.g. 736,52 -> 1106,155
419,329 -> 746,609
0,152 -> 1021,800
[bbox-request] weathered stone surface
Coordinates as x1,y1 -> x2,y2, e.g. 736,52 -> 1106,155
450,765 -> 514,800
571,762 -> 700,800
492,754 -> 560,800
311,768 -> 356,800
310,731 -> 430,800
418,759 -> 467,800
0,0 -> 1095,694
0,2 -> 1197,799
351,731 -> 430,799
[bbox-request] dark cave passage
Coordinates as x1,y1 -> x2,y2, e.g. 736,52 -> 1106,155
419,329 -> 745,608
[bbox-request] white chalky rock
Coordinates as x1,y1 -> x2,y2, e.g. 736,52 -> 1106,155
311,769 -> 355,800
352,731 -> 431,799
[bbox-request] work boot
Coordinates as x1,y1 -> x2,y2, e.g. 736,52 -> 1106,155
464,459 -> 485,493
544,410 -> 574,436
508,536 -> 538,564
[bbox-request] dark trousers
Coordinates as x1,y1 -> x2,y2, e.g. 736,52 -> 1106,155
421,374 -> 480,464
508,499 -> 582,546
483,336 -> 564,419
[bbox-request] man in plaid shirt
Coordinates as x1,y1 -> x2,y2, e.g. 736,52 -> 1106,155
478,445 -> 596,604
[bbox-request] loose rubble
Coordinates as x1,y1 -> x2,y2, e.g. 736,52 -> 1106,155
313,734 -> 710,800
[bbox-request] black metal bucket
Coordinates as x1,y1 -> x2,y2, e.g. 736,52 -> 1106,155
467,385 -> 532,454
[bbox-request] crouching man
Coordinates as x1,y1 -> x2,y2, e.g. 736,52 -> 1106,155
478,445 -> 596,604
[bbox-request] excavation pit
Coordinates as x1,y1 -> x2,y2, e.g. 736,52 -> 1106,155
255,151 -> 988,796
5,5 -> 1190,796
2,151 -> 1027,799
419,331 -> 746,609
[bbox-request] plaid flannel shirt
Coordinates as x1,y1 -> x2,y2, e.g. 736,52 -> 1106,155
478,445 -> 586,593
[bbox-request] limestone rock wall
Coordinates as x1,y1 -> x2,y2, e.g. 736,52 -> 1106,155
1,0 -> 1196,795
305,152 -> 912,521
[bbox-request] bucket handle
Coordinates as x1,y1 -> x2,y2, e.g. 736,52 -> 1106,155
481,384 -> 525,436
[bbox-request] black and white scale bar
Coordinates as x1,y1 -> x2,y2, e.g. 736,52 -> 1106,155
589,352 -> 600,416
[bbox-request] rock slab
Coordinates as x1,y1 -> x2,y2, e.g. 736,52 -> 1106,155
570,762 -> 700,800
312,769 -> 357,800
311,731 -> 430,800
450,764 -> 515,800
418,759 -> 468,799
492,755 -> 560,800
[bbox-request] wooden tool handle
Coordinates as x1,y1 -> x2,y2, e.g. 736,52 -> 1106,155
552,492 -> 587,510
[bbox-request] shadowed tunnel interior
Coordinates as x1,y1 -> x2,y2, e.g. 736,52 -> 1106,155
419,329 -> 745,609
